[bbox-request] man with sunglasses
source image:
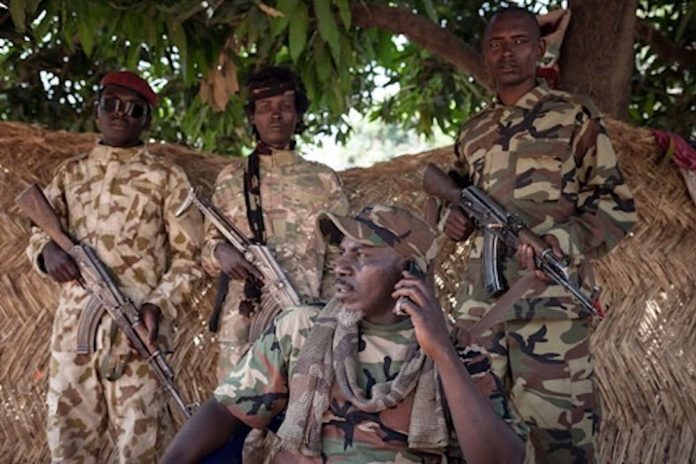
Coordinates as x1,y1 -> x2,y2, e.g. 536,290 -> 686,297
26,70 -> 204,462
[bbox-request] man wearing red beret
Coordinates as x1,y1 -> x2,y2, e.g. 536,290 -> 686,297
26,70 -> 204,462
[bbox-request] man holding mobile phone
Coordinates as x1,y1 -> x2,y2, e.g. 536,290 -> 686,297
164,204 -> 526,464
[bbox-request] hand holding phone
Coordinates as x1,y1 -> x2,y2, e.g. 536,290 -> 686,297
394,260 -> 425,316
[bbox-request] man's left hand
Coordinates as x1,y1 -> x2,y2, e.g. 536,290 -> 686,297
391,272 -> 454,362
131,303 -> 161,356
516,234 -> 563,282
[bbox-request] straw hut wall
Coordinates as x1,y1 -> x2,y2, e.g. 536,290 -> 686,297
0,120 -> 695,463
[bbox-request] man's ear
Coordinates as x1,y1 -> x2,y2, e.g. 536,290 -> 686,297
537,38 -> 547,61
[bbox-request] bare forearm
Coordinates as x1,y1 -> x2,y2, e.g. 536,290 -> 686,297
162,397 -> 240,464
434,348 -> 525,464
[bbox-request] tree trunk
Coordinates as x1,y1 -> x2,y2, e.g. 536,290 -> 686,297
560,0 -> 637,119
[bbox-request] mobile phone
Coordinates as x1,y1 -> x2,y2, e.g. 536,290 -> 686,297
394,260 -> 425,316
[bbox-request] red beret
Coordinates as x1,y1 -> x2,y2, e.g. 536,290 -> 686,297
100,71 -> 157,106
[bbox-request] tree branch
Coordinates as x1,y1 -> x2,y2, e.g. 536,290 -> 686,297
635,19 -> 696,71
350,3 -> 493,91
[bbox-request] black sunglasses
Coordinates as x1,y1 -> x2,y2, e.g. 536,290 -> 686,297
99,96 -> 148,118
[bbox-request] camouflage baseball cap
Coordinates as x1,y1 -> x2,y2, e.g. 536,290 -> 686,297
316,204 -> 438,272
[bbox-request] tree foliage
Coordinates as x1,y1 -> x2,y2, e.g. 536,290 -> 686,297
0,0 -> 693,155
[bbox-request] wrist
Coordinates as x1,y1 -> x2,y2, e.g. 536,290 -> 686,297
429,341 -> 460,367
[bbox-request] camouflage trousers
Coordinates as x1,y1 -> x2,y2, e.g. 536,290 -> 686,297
216,305 -> 275,464
458,306 -> 598,464
46,324 -> 170,463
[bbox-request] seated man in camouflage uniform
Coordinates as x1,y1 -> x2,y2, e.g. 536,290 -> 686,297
164,205 -> 526,463
443,6 -> 637,463
26,71 -> 203,463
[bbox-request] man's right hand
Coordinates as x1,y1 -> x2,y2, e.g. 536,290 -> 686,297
42,241 -> 80,282
443,206 -> 475,242
214,242 -> 264,282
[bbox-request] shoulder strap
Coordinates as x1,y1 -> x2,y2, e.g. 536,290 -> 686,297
243,148 -> 268,244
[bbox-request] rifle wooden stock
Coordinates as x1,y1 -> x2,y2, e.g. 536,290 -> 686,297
423,163 -> 464,206
16,184 -> 75,253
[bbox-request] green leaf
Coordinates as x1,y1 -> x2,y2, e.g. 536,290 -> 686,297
643,92 -> 655,117
31,4 -> 53,39
76,10 -> 94,57
314,0 -> 340,62
10,0 -> 27,33
269,0 -> 293,37
126,44 -> 141,70
289,1 -> 309,62
167,19 -> 188,76
421,0 -> 437,22
336,0 -> 351,29
675,2 -> 695,42
26,0 -> 41,17
314,40 -> 331,81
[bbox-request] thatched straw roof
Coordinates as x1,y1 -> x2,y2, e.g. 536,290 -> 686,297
1,120 -> 695,463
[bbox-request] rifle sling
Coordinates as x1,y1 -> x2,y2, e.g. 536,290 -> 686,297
467,273 -> 545,338
208,273 -> 229,333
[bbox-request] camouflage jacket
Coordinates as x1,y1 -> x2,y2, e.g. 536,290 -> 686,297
452,82 -> 636,318
27,143 -> 204,352
215,305 -> 523,463
201,149 -> 348,309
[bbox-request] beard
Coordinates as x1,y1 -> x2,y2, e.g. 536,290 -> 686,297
337,306 -> 365,328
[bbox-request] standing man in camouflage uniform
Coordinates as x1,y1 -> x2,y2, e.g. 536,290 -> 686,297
26,71 -> 203,463
443,7 -> 637,463
201,66 -> 348,380
164,204 -> 526,463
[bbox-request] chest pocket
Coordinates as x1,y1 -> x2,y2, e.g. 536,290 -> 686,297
119,178 -> 163,239
65,180 -> 99,234
513,141 -> 565,202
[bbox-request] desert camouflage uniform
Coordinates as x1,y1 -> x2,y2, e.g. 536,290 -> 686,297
215,305 -> 524,463
27,143 -> 204,463
201,148 -> 348,380
450,82 -> 636,463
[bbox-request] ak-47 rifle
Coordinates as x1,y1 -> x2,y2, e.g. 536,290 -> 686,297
16,184 -> 196,418
176,188 -> 301,341
423,163 -> 602,319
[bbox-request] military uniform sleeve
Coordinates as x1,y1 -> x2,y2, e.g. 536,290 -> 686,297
143,166 -> 204,318
456,342 -> 528,440
26,167 -> 70,274
201,164 -> 243,277
545,112 -> 637,263
436,138 -> 473,233
319,172 -> 349,300
214,313 -> 292,429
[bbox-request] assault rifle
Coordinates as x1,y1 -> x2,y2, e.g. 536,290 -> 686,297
16,184 -> 196,418
176,188 -> 301,340
423,163 -> 602,318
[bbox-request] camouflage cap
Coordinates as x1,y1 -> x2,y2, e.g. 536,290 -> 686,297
316,204 -> 438,272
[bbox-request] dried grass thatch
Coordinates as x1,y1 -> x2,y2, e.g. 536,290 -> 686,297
1,120 -> 695,463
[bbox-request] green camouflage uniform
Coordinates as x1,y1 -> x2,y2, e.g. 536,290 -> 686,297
27,143 -> 204,463
450,82 -> 637,463
201,148 -> 348,380
214,304 -> 523,463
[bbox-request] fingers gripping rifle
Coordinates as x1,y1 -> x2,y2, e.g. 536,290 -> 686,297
423,164 -> 602,318
16,184 -> 196,418
176,188 -> 301,328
